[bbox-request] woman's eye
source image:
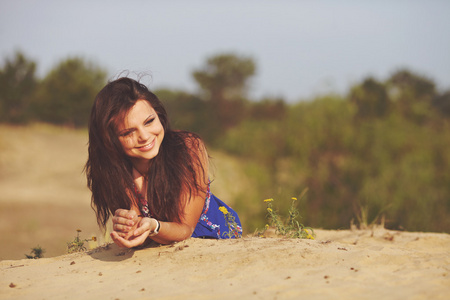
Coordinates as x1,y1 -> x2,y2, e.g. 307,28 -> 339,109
145,118 -> 155,125
119,130 -> 133,137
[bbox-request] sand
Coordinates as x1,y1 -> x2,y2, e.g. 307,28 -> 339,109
1,228 -> 449,300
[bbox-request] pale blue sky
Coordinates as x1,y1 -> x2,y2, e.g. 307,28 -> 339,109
1,0 -> 449,102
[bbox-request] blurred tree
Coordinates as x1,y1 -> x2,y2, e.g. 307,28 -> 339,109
249,97 -> 287,121
432,90 -> 450,117
156,88 -> 217,143
193,53 -> 256,101
294,96 -> 357,227
387,69 -> 436,123
388,69 -> 436,102
0,51 -> 37,123
349,77 -> 390,119
33,57 -> 107,127
192,53 -> 256,130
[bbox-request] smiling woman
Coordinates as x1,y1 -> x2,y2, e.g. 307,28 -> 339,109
85,77 -> 242,248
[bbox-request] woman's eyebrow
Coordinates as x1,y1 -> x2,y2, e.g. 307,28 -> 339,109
117,120 -> 134,134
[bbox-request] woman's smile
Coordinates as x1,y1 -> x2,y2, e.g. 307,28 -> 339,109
137,138 -> 155,152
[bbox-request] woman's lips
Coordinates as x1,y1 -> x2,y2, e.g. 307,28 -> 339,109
137,138 -> 155,152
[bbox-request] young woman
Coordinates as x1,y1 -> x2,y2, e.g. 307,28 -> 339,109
85,77 -> 242,248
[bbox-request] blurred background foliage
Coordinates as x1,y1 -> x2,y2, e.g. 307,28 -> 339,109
1,50 -> 449,233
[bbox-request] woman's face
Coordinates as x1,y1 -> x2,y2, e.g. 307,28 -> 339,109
116,99 -> 165,171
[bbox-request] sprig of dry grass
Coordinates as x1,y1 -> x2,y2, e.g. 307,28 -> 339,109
67,229 -> 98,254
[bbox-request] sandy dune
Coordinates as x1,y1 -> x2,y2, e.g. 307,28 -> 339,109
2,228 -> 449,300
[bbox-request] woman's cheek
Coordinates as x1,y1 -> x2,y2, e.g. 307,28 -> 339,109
120,137 -> 135,149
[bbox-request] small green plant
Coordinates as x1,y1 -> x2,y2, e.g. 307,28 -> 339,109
25,245 -> 45,259
353,199 -> 391,230
67,229 -> 96,254
259,188 -> 315,239
219,206 -> 242,239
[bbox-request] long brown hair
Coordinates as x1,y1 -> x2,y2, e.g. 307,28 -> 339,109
85,77 -> 207,229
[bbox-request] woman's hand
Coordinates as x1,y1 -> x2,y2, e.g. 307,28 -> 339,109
111,217 -> 156,248
112,208 -> 140,239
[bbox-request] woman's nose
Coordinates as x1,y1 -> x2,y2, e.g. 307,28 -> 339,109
137,127 -> 151,142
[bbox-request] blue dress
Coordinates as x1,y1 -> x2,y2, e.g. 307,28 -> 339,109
135,183 -> 242,239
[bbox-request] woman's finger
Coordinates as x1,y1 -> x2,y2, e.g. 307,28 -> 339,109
113,222 -> 132,232
110,231 -> 127,248
111,231 -> 137,248
117,232 -> 128,238
114,209 -> 128,217
111,231 -> 147,248
114,209 -> 138,220
113,215 -> 135,227
133,218 -> 152,236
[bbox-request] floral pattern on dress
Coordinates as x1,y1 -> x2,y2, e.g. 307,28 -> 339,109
194,183 -> 242,239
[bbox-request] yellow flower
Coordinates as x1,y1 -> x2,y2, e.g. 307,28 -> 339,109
291,197 -> 298,201
219,206 -> 229,215
263,198 -> 274,203
267,208 -> 273,213
304,229 -> 315,240
265,224 -> 269,230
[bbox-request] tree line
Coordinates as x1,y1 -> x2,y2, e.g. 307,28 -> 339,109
1,50 -> 449,233
0,52 -> 106,127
